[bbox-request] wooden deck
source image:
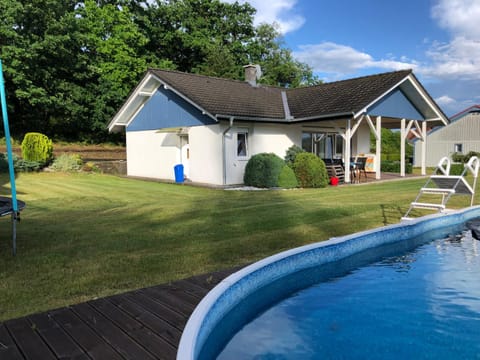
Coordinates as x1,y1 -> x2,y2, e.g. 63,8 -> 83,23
0,267 -> 242,360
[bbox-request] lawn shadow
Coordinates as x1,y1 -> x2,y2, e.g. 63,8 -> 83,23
380,204 -> 405,225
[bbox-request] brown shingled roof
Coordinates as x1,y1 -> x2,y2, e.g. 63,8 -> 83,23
148,68 -> 413,121
286,69 -> 412,119
150,69 -> 286,120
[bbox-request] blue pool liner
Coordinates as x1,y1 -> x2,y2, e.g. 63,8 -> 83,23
177,206 -> 480,360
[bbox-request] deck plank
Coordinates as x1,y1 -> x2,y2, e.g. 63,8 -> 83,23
49,307 -> 123,360
139,286 -> 197,316
0,266 -> 241,360
89,297 -> 176,359
118,292 -> 187,330
4,318 -> 56,359
0,323 -> 24,360
27,313 -> 89,360
71,302 -> 157,360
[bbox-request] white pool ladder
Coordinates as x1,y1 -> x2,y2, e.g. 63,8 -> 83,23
402,156 -> 480,221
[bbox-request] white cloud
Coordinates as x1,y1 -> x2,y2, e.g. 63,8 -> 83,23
422,0 -> 480,80
223,0 -> 305,34
435,95 -> 456,107
293,42 -> 417,77
422,37 -> 480,80
431,0 -> 480,38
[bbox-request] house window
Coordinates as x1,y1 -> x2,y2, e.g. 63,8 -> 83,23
302,133 -> 313,153
302,132 -> 343,161
454,143 -> 463,153
237,132 -> 248,157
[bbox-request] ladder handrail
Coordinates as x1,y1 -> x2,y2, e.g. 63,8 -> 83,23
403,156 -> 479,219
436,157 -> 451,176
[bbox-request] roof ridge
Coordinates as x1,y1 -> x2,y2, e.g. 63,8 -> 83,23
148,68 -> 283,91
286,68 -> 413,92
450,104 -> 480,120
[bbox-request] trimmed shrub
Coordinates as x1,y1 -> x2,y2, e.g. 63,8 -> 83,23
21,132 -> 53,165
51,154 -> 83,172
278,165 -> 298,188
381,161 -> 412,174
285,145 -> 305,168
293,153 -> 329,188
244,153 -> 285,188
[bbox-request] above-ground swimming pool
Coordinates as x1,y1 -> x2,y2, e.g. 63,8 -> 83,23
178,207 -> 480,359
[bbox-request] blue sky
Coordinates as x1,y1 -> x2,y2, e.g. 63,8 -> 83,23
226,0 -> 480,116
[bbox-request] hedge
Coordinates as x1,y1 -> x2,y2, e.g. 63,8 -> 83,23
381,160 -> 412,174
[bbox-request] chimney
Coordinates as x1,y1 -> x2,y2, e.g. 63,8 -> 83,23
243,64 -> 261,86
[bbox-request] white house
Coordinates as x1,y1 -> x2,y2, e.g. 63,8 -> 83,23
414,105 -> 480,167
108,66 -> 448,186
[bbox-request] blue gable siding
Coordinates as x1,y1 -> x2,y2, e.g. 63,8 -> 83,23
367,89 -> 425,120
127,87 -> 216,131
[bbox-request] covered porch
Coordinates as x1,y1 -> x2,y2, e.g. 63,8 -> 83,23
299,74 -> 448,183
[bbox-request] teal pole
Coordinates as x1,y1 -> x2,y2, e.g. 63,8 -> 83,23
0,59 -> 19,255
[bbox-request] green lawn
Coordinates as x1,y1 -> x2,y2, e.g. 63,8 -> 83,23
0,172 -> 475,321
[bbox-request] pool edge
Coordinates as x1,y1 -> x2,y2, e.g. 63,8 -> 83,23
177,207 -> 480,360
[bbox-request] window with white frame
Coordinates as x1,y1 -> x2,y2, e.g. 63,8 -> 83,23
454,143 -> 463,153
237,131 -> 248,158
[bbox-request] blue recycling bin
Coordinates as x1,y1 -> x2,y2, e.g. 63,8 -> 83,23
174,164 -> 184,183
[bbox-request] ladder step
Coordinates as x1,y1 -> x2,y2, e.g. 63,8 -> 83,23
420,188 -> 455,195
411,202 -> 446,210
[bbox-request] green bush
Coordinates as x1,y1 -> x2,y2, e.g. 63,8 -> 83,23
15,158 -> 42,172
244,153 -> 285,188
278,165 -> 298,188
0,153 -> 41,173
51,154 -> 83,172
451,152 -> 466,163
0,153 -> 10,173
381,161 -> 412,174
449,163 -> 464,175
293,152 -> 328,188
82,161 -> 100,173
21,132 -> 53,165
285,145 -> 305,168
452,151 -> 480,164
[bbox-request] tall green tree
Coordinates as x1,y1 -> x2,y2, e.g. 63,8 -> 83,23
0,0 -> 85,137
248,23 -> 319,87
0,0 -> 320,142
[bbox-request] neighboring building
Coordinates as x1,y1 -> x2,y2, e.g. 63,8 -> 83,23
109,67 -> 448,186
414,105 -> 480,167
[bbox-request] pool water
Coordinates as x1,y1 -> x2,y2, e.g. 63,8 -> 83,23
215,227 -> 480,359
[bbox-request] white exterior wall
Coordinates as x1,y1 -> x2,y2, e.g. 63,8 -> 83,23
250,123 -> 301,156
188,125 -> 223,185
223,123 -> 301,185
355,123 -> 371,155
126,130 -> 180,180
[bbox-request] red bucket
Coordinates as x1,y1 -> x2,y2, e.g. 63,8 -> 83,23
330,177 -> 339,186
